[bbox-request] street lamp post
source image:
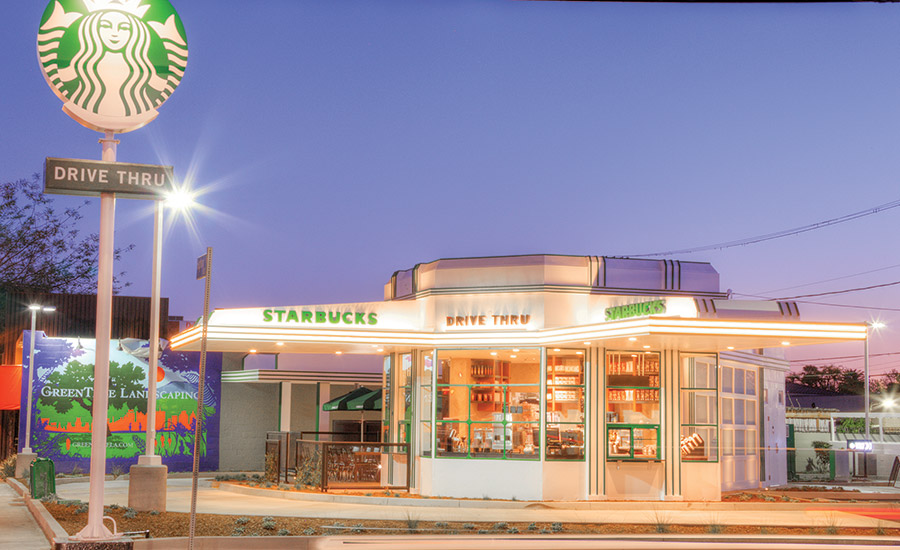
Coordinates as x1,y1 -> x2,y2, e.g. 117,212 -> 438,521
15,304 -> 56,478
864,321 -> 885,440
129,189 -> 194,512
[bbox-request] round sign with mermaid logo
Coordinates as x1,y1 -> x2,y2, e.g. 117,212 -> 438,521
37,0 -> 188,133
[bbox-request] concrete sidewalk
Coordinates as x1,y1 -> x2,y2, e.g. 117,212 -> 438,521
53,477 -> 900,530
0,482 -> 50,550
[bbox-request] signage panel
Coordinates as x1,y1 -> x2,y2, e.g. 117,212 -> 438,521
44,157 -> 174,199
848,439 -> 873,452
37,0 -> 188,133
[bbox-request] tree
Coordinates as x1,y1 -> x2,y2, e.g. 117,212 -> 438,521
0,174 -> 132,294
787,364 -> 865,395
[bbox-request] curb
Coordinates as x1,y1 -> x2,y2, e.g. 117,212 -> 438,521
6,477 -> 69,545
215,482 -> 900,512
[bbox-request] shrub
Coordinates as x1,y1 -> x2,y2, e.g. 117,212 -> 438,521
231,527 -> 244,536
435,522 -> 449,528
551,522 -> 563,533
493,522 -> 508,530
278,528 -> 291,536
0,455 -> 16,479
527,522 -> 538,531
123,509 -> 137,519
109,464 -> 125,480
262,518 -> 276,531
508,526 -> 519,534
235,516 -> 250,525
463,523 -> 475,530
302,527 -> 316,536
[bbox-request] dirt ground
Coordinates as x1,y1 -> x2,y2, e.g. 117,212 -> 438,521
44,501 -> 900,539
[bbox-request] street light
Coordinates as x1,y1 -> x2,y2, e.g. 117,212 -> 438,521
23,305 -> 56,454
129,187 -> 195,512
864,321 -> 886,439
141,188 -> 195,463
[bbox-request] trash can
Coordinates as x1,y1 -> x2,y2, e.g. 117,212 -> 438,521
29,458 -> 56,500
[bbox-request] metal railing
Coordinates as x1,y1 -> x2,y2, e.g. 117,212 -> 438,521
295,438 -> 409,492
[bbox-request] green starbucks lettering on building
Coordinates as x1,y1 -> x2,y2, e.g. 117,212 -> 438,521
605,299 -> 666,321
37,0 -> 188,133
263,309 -> 379,326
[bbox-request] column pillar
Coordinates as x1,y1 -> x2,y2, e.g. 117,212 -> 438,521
318,383 -> 331,433
280,382 -> 292,432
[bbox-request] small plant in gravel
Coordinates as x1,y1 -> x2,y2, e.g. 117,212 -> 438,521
540,528 -> 551,534
493,522 -> 508,530
302,527 -> 316,535
435,522 -> 449,528
40,493 -> 58,503
551,522 -> 563,533
477,529 -> 490,534
59,499 -> 81,507
780,495 -> 794,502
508,527 -> 519,534
109,464 -> 125,480
149,510 -> 159,516
107,504 -> 121,510
463,523 -> 475,530
351,524 -> 364,534
762,494 -> 776,502
365,493 -> 373,497
123,509 -> 137,519
75,504 -> 88,514
823,513 -> 839,535
405,513 -> 420,532
235,516 -> 250,525
482,494 -> 490,500
526,522 -> 537,531
278,528 -> 291,536
651,511 -> 670,534
876,522 -> 886,536
262,517 -> 276,530
279,483 -> 291,490
759,526 -> 770,535
738,493 -> 752,501
231,527 -> 244,536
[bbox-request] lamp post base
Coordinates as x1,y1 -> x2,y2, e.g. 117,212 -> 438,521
127,463 -> 168,512
15,452 -> 36,479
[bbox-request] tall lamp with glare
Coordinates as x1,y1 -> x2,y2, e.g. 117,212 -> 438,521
865,321 -> 886,439
23,305 -> 56,453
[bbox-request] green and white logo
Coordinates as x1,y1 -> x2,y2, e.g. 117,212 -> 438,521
37,0 -> 188,133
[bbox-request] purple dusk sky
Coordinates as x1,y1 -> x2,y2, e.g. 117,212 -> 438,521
2,1 -> 899,374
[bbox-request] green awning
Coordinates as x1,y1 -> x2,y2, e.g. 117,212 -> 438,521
322,387 -> 372,411
347,388 -> 382,411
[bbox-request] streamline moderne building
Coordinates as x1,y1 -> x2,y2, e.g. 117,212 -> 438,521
172,255 -> 866,501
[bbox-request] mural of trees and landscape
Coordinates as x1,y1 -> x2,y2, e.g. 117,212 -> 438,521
18,332 -> 220,473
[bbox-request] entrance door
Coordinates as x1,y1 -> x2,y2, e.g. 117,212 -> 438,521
332,420 -> 381,442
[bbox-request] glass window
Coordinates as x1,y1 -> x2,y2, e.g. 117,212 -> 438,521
745,400 -> 756,425
681,354 -> 718,461
734,370 -> 745,394
607,351 -> 660,460
722,398 -> 733,424
722,367 -> 733,393
745,370 -> 756,396
419,354 -> 433,457
546,349 -> 585,460
435,349 -> 541,459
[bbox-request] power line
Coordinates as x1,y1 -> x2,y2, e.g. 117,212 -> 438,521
732,292 -> 900,312
760,262 -> 900,295
775,279 -> 900,300
789,351 -> 900,362
625,197 -> 900,258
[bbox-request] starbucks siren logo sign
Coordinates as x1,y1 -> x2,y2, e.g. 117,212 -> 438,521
37,0 -> 187,133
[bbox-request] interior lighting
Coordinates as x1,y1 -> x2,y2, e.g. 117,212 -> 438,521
583,342 -> 591,346
781,341 -> 790,346
643,345 -> 650,349
510,355 -> 517,358
490,352 -> 498,356
276,342 -> 284,346
377,348 -> 384,352
628,337 -> 637,342
513,348 -> 520,352
553,348 -> 560,352
248,349 -> 257,354
644,351 -> 651,354
631,354 -> 637,358
576,351 -> 583,355
727,346 -> 734,350
882,397 -> 896,410
335,351 -> 343,355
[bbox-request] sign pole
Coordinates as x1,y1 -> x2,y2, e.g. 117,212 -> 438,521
75,131 -> 119,541
145,201 -> 163,461
188,248 -> 212,550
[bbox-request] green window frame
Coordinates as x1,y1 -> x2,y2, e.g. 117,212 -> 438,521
680,354 -> 718,463
606,350 -> 661,461
433,348 -> 542,460
546,348 -> 586,461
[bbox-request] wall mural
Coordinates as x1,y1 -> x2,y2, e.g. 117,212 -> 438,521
18,332 -> 220,473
